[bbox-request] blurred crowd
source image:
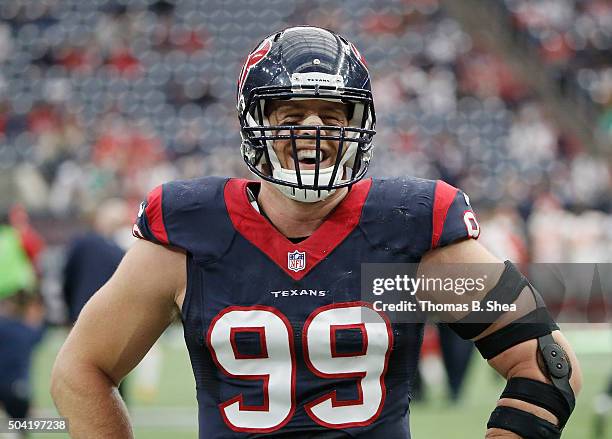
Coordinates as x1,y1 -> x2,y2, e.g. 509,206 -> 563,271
495,0 -> 612,145
0,0 -> 609,261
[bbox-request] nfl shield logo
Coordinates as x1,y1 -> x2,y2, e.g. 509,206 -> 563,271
287,250 -> 306,272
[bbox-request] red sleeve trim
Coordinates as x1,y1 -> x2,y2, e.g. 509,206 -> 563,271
145,185 -> 169,244
431,180 -> 458,249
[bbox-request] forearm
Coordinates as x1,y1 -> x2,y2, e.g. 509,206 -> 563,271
419,242 -> 581,438
51,361 -> 132,439
51,241 -> 185,438
483,333 -> 582,439
484,391 -> 560,438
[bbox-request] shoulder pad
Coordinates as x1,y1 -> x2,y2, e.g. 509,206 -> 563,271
133,176 -> 235,264
360,177 -> 436,258
359,178 -> 480,258
431,180 -> 480,249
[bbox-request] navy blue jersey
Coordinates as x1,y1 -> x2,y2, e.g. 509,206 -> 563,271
134,177 -> 479,439
63,232 -> 125,322
0,316 -> 45,386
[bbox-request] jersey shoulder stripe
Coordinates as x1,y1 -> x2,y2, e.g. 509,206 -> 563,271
431,179 -> 480,249
431,180 -> 458,248
133,177 -> 234,262
144,184 -> 169,244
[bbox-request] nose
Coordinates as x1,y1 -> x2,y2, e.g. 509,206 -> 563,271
296,113 -> 326,143
301,112 -> 324,127
291,114 -> 322,147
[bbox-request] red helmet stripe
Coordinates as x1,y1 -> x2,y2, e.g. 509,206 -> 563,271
349,42 -> 367,68
238,39 -> 272,94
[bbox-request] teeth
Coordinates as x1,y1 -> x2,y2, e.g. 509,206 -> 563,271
297,150 -> 317,160
297,150 -> 327,160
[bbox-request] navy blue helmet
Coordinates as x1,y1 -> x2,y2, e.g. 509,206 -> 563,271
237,26 -> 376,202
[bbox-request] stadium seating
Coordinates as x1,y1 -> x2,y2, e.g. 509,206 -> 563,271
0,0 -> 609,259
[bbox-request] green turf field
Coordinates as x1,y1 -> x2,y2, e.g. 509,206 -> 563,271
1,326 -> 609,439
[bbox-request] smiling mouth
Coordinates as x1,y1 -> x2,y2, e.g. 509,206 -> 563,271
296,149 -> 330,167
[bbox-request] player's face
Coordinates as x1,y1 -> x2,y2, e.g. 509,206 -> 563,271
266,99 -> 349,171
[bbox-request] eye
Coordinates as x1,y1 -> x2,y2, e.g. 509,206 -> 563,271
280,115 -> 302,124
323,115 -> 345,126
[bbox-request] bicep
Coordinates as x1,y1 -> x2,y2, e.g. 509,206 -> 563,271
57,239 -> 186,384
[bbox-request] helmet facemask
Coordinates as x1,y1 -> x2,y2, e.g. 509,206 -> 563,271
239,87 -> 376,203
236,26 -> 376,202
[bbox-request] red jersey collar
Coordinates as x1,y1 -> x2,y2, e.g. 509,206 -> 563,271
224,178 -> 372,281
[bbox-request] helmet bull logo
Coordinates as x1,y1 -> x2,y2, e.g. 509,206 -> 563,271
238,39 -> 272,95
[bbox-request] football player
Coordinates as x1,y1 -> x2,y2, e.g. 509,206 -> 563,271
51,26 -> 581,438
